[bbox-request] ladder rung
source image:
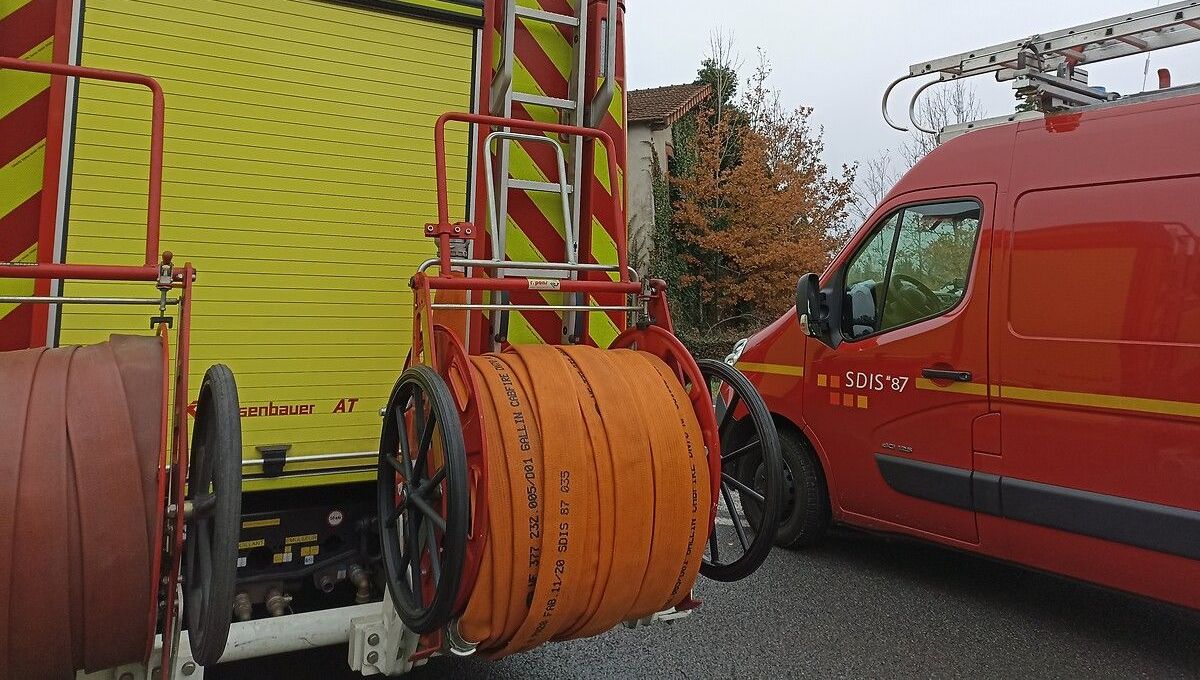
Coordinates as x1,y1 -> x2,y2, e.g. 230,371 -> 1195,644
512,91 -> 577,110
509,179 -> 573,194
514,5 -> 579,27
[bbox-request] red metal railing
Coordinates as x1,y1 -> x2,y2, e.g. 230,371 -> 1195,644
428,275 -> 641,295
430,111 -> 629,282
0,57 -> 165,280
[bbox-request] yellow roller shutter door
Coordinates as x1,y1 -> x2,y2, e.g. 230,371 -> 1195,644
60,0 -> 475,489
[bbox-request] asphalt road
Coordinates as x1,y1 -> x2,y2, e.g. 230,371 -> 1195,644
211,530 -> 1200,679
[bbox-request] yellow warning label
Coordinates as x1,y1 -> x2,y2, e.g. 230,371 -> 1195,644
238,539 -> 266,550
300,546 -> 320,557
285,534 -> 319,546
242,518 -> 281,529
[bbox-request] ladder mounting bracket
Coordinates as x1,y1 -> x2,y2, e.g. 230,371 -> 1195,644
425,221 -> 477,240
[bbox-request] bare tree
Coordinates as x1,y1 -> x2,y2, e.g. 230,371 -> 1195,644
849,81 -> 983,224
850,151 -> 900,222
900,80 -> 984,167
695,30 -> 745,173
700,31 -> 743,118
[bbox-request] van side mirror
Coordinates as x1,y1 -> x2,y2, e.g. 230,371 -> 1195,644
796,273 -> 840,348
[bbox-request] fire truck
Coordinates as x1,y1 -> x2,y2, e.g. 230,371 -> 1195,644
3,0 -> 787,677
2,0 -> 483,667
729,2 -> 1200,610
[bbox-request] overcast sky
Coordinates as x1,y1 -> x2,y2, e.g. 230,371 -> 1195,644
625,1 -> 1200,173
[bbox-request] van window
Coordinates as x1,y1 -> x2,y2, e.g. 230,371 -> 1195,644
842,200 -> 981,339
844,213 -> 900,338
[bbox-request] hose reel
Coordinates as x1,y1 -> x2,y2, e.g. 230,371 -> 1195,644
378,111 -> 786,662
377,324 -> 784,657
0,341 -> 242,678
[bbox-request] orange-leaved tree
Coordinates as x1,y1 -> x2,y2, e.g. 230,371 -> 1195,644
671,57 -> 856,334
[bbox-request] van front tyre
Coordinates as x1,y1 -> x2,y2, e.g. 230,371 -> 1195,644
774,429 -> 830,549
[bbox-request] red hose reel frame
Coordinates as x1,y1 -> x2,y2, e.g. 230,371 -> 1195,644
403,113 -> 724,648
0,57 -> 194,674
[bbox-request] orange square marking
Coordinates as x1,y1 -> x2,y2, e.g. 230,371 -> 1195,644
830,374 -> 841,388
843,393 -> 855,407
856,395 -> 869,409
829,392 -> 841,405
817,374 -> 828,387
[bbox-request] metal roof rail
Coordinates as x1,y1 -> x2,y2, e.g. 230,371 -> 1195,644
883,1 -> 1200,133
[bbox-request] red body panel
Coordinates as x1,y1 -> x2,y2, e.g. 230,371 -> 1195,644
740,91 -> 1200,609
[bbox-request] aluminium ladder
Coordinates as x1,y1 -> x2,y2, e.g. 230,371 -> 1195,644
486,0 -> 618,345
884,1 -> 1200,132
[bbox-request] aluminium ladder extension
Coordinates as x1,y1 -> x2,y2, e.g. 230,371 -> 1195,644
486,0 -> 617,346
884,1 -> 1200,132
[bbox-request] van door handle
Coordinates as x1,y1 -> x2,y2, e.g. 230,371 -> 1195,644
922,368 -> 972,382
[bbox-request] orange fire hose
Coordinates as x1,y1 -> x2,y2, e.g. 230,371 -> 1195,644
0,336 -> 163,677
458,345 -> 710,657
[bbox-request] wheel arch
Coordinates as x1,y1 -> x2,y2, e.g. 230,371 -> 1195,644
768,411 -> 841,520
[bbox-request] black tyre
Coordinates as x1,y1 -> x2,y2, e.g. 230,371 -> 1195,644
185,364 -> 243,667
377,365 -> 469,634
697,359 -> 784,582
773,428 -> 830,549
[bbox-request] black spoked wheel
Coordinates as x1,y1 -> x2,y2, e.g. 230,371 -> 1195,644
378,365 -> 469,634
185,364 -> 242,667
745,445 -> 798,542
697,359 -> 783,582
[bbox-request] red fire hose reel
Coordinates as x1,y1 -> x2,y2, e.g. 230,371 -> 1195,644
375,113 -> 787,661
0,58 -> 242,680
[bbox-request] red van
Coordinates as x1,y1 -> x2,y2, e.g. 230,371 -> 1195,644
727,45 -> 1200,608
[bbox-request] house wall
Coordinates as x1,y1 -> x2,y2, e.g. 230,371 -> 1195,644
627,121 -> 670,272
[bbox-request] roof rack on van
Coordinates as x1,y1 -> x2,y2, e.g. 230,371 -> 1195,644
883,1 -> 1200,134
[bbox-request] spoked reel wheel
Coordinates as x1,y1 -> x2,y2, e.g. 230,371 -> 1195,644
696,359 -> 784,582
378,365 -> 470,634
184,364 -> 243,666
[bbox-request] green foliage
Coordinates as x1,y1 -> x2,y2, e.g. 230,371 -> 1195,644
669,113 -> 700,181
694,57 -> 748,168
648,144 -> 679,281
696,57 -> 738,109
647,112 -> 705,334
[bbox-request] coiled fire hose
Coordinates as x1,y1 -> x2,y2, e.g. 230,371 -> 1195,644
0,335 -> 241,678
0,337 -> 163,678
457,345 -> 711,656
